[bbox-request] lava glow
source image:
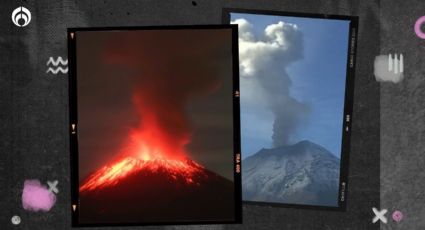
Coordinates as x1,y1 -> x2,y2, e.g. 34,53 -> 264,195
79,154 -> 204,192
79,129 -> 205,192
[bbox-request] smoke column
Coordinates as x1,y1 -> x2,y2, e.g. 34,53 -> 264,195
102,30 -> 228,159
233,19 -> 310,147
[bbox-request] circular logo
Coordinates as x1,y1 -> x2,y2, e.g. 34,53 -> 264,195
11,6 -> 31,27
11,215 -> 21,225
392,210 -> 403,222
414,16 -> 425,39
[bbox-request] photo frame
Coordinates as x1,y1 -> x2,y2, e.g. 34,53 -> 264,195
223,8 -> 358,211
68,25 -> 242,226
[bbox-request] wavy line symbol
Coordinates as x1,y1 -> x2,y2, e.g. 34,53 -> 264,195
46,56 -> 68,74
47,57 -> 68,66
46,67 -> 68,74
11,6 -> 31,27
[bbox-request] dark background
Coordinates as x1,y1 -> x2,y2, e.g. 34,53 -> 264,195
1,0 -> 421,229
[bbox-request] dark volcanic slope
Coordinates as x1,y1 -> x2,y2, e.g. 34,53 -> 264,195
79,158 -> 235,224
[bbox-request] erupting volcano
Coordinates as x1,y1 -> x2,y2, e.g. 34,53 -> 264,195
79,120 -> 236,222
79,123 -> 207,193
79,140 -> 235,223
76,28 -> 236,224
78,60 -> 235,223
79,98 -> 235,223
79,154 -> 206,193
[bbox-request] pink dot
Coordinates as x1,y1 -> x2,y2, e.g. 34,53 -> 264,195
392,210 -> 403,222
414,16 -> 425,39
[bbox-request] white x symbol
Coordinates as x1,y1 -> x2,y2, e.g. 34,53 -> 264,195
47,180 -> 59,194
372,207 -> 387,224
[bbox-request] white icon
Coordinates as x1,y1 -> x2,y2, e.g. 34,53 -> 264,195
46,57 -> 68,74
47,180 -> 59,194
388,54 -> 404,74
372,207 -> 388,224
11,215 -> 21,225
11,7 -> 31,27
374,54 -> 405,83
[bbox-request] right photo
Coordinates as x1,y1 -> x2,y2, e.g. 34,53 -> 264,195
225,9 -> 357,209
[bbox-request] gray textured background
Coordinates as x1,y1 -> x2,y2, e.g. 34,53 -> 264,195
2,0 -> 416,229
380,0 -> 425,229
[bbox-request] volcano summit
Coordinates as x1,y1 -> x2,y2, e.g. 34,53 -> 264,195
79,155 -> 235,223
242,140 -> 340,207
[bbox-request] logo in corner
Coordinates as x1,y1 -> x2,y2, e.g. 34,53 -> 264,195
11,6 -> 31,27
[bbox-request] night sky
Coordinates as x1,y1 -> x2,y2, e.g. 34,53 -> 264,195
76,28 -> 235,181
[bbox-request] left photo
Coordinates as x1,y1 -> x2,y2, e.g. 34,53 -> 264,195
68,25 -> 241,226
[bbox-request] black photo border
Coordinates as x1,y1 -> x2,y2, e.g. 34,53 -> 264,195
223,8 -> 358,211
68,24 -> 242,227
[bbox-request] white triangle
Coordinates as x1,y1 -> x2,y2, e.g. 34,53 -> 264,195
72,205 -> 76,211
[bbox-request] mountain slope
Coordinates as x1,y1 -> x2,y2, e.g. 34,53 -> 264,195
242,140 -> 340,207
79,156 -> 235,223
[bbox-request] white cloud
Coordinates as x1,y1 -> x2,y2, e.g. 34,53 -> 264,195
232,18 -> 255,42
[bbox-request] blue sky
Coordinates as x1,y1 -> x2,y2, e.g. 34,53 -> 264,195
231,13 -> 350,159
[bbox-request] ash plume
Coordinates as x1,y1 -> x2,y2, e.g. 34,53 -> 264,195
232,19 -> 310,147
